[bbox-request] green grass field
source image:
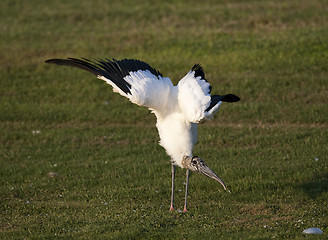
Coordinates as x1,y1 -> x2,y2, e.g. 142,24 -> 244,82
1,0 -> 327,239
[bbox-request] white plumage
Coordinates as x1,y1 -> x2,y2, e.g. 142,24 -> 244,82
45,58 -> 240,212
178,70 -> 213,122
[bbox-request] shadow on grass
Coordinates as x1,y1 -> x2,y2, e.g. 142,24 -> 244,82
300,173 -> 328,199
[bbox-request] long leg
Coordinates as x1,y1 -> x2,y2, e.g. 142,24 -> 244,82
169,163 -> 175,211
183,169 -> 190,213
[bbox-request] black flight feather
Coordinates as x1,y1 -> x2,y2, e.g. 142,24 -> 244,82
45,58 -> 163,95
205,94 -> 240,112
191,63 -> 213,93
191,64 -> 206,80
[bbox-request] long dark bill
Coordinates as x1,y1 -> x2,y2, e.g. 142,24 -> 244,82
198,163 -> 227,190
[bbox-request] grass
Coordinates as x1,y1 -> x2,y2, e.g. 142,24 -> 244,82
1,0 -> 327,239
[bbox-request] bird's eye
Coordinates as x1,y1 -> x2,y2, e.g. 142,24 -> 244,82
192,160 -> 197,165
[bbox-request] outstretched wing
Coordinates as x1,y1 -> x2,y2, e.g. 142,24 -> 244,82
178,64 -> 240,123
45,58 -> 174,111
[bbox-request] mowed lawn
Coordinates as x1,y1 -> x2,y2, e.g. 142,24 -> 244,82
1,0 -> 327,239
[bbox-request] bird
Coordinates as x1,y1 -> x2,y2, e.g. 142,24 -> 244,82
45,58 -> 240,212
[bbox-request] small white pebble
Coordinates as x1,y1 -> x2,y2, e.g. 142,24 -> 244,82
32,130 -> 41,135
314,157 -> 319,162
302,227 -> 323,234
48,172 -> 58,178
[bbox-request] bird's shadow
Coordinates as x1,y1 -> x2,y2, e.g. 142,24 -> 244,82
299,173 -> 328,199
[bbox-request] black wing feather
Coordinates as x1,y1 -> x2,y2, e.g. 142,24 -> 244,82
191,63 -> 213,93
205,94 -> 240,112
191,64 -> 205,80
45,58 -> 163,95
45,58 -> 100,76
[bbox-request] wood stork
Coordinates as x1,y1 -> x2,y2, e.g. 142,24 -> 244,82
45,58 -> 240,212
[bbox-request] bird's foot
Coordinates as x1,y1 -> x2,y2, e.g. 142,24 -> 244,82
169,206 -> 175,212
183,207 -> 188,213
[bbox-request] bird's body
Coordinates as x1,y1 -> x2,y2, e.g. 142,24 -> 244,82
46,58 -> 240,211
156,111 -> 197,168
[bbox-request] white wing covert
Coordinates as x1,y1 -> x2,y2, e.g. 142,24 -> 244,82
121,70 -> 173,112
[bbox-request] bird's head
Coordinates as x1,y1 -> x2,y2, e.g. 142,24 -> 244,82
182,156 -> 227,190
